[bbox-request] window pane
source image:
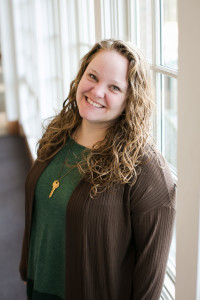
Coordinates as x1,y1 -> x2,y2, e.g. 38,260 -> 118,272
138,0 -> 152,62
77,0 -> 95,46
102,0 -> 112,39
154,72 -> 162,152
164,75 -> 177,169
161,226 -> 176,299
161,0 -> 178,69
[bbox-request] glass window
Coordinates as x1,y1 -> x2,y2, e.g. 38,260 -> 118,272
127,1 -> 178,299
152,0 -> 178,173
101,0 -> 128,40
155,73 -> 178,170
160,0 -> 178,69
77,0 -> 95,50
163,75 -> 177,169
137,0 -> 152,62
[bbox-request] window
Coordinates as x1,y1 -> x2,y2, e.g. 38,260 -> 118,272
130,1 -> 178,298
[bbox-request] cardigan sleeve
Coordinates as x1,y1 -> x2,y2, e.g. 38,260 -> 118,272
130,150 -> 176,300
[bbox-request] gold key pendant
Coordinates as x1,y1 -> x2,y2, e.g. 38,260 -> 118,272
49,180 -> 60,198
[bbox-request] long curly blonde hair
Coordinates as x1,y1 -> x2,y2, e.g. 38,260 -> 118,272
37,39 -> 154,196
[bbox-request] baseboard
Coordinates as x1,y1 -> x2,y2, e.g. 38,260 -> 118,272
7,120 -> 20,135
19,124 -> 35,165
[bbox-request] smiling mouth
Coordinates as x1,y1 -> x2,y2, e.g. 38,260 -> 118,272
85,97 -> 105,108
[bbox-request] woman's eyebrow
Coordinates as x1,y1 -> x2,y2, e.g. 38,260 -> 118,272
88,68 -> 98,75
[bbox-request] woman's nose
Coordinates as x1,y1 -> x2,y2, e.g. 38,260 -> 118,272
91,83 -> 105,98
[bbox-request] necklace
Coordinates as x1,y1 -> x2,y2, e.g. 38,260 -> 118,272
49,167 -> 76,198
49,144 -> 77,198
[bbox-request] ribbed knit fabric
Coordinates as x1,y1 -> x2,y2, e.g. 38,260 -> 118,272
20,146 -> 176,300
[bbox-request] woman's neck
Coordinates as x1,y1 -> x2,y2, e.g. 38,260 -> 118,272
73,120 -> 108,149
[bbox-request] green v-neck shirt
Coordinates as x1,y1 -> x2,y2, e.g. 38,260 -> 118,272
27,138 -> 86,300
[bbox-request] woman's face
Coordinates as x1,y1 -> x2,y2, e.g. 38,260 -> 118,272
76,50 -> 129,128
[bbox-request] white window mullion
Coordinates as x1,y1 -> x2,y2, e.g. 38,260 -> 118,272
127,0 -> 137,44
161,74 -> 165,155
152,65 -> 178,78
111,0 -> 118,38
116,0 -> 128,40
151,0 -> 156,65
155,72 -> 162,151
155,0 -> 161,66
110,0 -> 115,38
59,0 -> 70,98
56,0 -> 64,107
65,0 -> 79,78
86,0 -> 95,45
101,0 -> 112,39
135,0 -> 140,47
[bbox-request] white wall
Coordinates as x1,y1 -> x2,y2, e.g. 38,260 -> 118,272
176,1 -> 200,299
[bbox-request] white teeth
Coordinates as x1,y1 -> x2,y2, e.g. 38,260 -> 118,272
86,97 -> 104,108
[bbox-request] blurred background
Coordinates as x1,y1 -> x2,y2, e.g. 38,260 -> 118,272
0,0 -> 178,164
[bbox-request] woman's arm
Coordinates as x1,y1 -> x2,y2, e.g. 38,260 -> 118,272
131,206 -> 175,299
130,150 -> 176,299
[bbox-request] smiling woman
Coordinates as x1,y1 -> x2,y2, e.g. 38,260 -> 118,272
19,39 -> 176,300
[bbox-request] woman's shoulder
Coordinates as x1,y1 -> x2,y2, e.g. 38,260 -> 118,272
140,144 -> 172,180
129,144 -> 176,213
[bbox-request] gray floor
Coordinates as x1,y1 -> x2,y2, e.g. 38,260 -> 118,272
0,135 -> 32,300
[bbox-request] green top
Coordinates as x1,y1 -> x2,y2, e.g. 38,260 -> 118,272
27,137 -> 86,300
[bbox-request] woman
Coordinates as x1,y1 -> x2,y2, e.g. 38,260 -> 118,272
19,39 -> 176,300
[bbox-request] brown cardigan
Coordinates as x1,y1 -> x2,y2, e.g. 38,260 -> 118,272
19,149 -> 176,300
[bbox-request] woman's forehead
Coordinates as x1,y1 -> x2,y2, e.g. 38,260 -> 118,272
86,50 -> 129,84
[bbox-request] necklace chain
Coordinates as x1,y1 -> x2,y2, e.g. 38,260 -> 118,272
49,143 -> 77,198
59,165 -> 75,181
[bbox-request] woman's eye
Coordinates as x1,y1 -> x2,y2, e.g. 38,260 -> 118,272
89,74 -> 97,80
111,85 -> 120,92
